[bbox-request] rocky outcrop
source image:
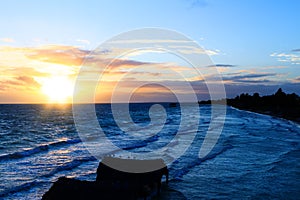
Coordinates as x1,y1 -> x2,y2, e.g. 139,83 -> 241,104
42,177 -> 137,200
96,157 -> 169,198
42,157 -> 169,200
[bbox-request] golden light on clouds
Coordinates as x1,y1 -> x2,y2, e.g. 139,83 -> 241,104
0,44 -> 225,103
0,45 -> 82,103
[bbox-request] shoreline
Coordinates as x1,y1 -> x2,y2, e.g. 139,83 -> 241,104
198,101 -> 300,124
199,89 -> 300,124
228,105 -> 300,124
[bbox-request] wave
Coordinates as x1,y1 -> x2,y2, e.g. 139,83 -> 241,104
122,141 -> 148,150
0,138 -> 81,161
170,144 -> 233,179
0,180 -> 47,198
0,156 -> 98,197
42,156 -> 97,178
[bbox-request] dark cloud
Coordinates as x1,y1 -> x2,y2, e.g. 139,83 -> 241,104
230,79 -> 272,83
224,82 -> 300,98
291,49 -> 300,52
96,77 -> 300,102
223,73 -> 276,82
209,64 -> 236,68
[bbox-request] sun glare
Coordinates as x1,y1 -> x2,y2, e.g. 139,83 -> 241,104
41,77 -> 73,103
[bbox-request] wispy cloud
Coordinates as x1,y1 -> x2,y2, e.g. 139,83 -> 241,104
0,38 -> 15,43
260,65 -> 288,70
226,73 -> 277,79
0,76 -> 40,91
16,76 -> 40,85
76,39 -> 90,45
173,46 -> 219,55
222,72 -> 277,84
106,39 -> 219,56
230,79 -> 271,83
25,45 -> 89,66
270,52 -> 300,65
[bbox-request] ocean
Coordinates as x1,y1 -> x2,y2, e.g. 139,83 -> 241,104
0,103 -> 299,199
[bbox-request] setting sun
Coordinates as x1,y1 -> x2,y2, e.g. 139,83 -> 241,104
41,76 -> 73,103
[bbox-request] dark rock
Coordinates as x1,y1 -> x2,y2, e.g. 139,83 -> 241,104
42,157 -> 169,200
42,177 -> 137,200
96,157 -> 169,198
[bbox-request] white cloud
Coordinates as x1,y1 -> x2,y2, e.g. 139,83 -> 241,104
270,52 -> 300,65
76,39 -> 90,45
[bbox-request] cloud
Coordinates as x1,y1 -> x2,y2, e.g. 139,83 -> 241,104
107,38 -> 219,56
109,59 -> 151,68
208,64 -> 235,68
291,49 -> 300,52
26,45 -> 89,66
0,76 -> 40,91
94,75 -> 300,102
0,44 -> 196,85
0,38 -> 15,43
228,73 -> 276,79
75,57 -> 162,79
107,71 -> 161,76
1,44 -> 300,103
173,46 -> 219,55
76,39 -> 90,45
270,52 -> 300,64
260,65 -> 288,70
292,77 -> 300,83
230,79 -> 272,83
16,76 -> 40,87
1,45 -> 151,71
222,72 -> 277,84
224,82 -> 300,99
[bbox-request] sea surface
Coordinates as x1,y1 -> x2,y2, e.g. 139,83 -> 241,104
0,103 -> 299,199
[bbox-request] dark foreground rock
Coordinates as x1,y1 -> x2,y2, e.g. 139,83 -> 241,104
42,177 -> 137,200
42,157 -> 169,200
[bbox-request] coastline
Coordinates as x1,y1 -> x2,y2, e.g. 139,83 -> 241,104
198,89 -> 300,124
228,105 -> 300,124
198,101 -> 300,124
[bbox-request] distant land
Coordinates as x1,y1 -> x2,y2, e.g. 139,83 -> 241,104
199,88 -> 300,123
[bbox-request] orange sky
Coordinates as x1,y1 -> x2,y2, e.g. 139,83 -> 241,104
0,43 -> 299,104
0,44 -> 207,103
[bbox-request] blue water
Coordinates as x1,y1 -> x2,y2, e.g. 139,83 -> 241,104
0,104 -> 299,199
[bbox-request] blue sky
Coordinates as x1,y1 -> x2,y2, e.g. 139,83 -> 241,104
0,0 -> 300,103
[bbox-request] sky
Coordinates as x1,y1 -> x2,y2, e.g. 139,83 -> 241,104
0,0 -> 300,103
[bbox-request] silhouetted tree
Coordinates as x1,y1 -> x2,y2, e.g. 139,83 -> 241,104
224,88 -> 300,122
